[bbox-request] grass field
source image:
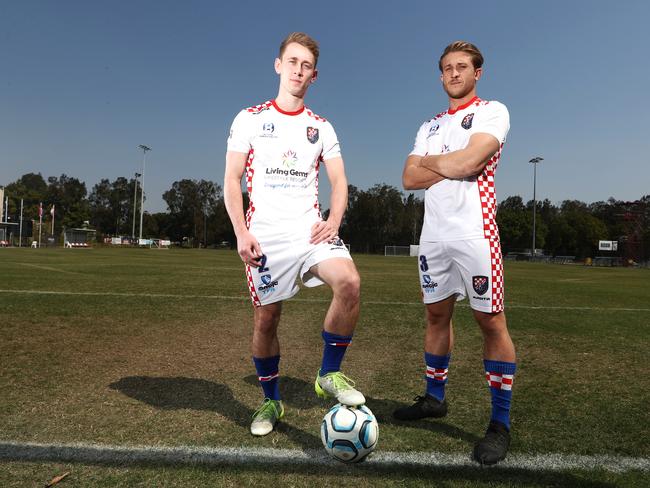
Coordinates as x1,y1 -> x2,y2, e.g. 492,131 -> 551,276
1,247 -> 648,487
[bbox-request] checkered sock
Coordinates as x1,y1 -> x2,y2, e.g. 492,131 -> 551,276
320,330 -> 352,375
425,352 -> 450,401
253,355 -> 280,400
484,359 -> 516,430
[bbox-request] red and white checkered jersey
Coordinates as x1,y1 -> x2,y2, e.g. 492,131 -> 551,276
227,100 -> 341,234
410,96 -> 510,242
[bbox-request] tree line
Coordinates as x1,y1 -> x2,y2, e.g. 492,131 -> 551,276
2,173 -> 648,261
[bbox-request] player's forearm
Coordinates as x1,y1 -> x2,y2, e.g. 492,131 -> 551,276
403,163 -> 445,190
327,181 -> 348,230
223,178 -> 248,236
420,149 -> 486,179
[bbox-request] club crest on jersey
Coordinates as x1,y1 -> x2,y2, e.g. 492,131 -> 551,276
472,275 -> 489,295
282,150 -> 298,168
461,113 -> 474,130
307,126 -> 319,144
263,122 -> 274,134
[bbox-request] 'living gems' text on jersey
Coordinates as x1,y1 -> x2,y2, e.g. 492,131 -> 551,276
227,100 -> 341,235
410,96 -> 510,242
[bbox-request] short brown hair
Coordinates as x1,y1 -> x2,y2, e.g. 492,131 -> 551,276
438,41 -> 484,72
279,32 -> 320,66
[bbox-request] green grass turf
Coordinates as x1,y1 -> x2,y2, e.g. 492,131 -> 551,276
0,248 -> 648,487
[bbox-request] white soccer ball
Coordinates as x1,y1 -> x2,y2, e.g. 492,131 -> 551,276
320,403 -> 379,463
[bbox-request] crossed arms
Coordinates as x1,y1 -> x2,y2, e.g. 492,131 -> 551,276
402,133 -> 500,190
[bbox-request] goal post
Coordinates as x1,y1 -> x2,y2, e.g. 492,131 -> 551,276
384,245 -> 420,256
384,245 -> 410,257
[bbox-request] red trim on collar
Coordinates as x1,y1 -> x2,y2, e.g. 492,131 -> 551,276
272,100 -> 305,116
448,96 -> 480,115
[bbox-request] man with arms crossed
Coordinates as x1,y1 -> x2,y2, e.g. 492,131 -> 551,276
394,41 -> 515,465
224,32 -> 364,437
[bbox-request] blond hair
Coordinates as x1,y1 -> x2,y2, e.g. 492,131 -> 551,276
279,32 -> 320,66
438,41 -> 484,71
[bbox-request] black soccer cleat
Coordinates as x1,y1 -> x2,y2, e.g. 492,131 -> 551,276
473,420 -> 511,465
393,394 -> 448,420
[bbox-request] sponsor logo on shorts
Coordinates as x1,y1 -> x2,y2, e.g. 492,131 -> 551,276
328,237 -> 345,249
472,275 -> 489,295
422,274 -> 438,293
461,113 -> 474,130
258,274 -> 279,294
307,126 -> 319,144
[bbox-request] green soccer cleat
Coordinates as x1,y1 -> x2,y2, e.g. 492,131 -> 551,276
250,398 -> 284,436
315,370 -> 366,406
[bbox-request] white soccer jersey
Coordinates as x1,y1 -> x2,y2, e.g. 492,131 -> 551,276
227,100 -> 341,236
410,96 -> 510,242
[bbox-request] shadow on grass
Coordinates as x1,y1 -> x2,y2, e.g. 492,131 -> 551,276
244,374 -> 478,443
109,376 -> 320,450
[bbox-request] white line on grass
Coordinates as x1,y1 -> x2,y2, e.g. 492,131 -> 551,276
2,289 -> 650,313
0,440 -> 647,473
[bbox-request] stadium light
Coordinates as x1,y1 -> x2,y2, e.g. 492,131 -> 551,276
138,145 -> 151,242
131,172 -> 141,240
529,157 -> 544,257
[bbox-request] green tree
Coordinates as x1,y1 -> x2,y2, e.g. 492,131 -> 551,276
89,177 -> 135,236
163,179 -> 222,246
3,173 -> 48,221
46,174 -> 90,232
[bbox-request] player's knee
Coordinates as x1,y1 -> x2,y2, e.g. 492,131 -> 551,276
476,312 -> 507,336
425,305 -> 452,328
254,316 -> 279,336
334,272 -> 360,303
254,307 -> 281,334
426,313 -> 451,330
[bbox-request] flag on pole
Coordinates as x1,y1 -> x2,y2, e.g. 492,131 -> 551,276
39,202 -> 43,218
50,205 -> 55,217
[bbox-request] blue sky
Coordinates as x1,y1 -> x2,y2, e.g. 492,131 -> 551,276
1,0 -> 648,213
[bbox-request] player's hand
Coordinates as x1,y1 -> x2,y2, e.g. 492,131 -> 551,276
310,219 -> 339,245
236,230 -> 263,267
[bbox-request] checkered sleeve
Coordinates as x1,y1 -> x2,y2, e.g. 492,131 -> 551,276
226,110 -> 252,153
321,121 -> 341,161
473,102 -> 510,145
409,121 -> 430,157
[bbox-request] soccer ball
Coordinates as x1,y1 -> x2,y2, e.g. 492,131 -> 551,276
320,403 -> 379,463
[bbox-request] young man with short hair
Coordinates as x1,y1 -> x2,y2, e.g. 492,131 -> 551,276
224,32 -> 364,437
395,41 -> 515,465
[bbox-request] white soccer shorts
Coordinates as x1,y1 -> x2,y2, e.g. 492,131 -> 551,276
245,234 -> 352,307
417,238 -> 504,313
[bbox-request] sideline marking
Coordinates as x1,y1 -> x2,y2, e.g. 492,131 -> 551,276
1,289 -> 650,313
0,440 -> 647,473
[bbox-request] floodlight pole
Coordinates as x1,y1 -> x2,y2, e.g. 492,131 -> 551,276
529,157 -> 544,256
19,198 -> 24,247
132,172 -> 141,240
138,145 -> 151,242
